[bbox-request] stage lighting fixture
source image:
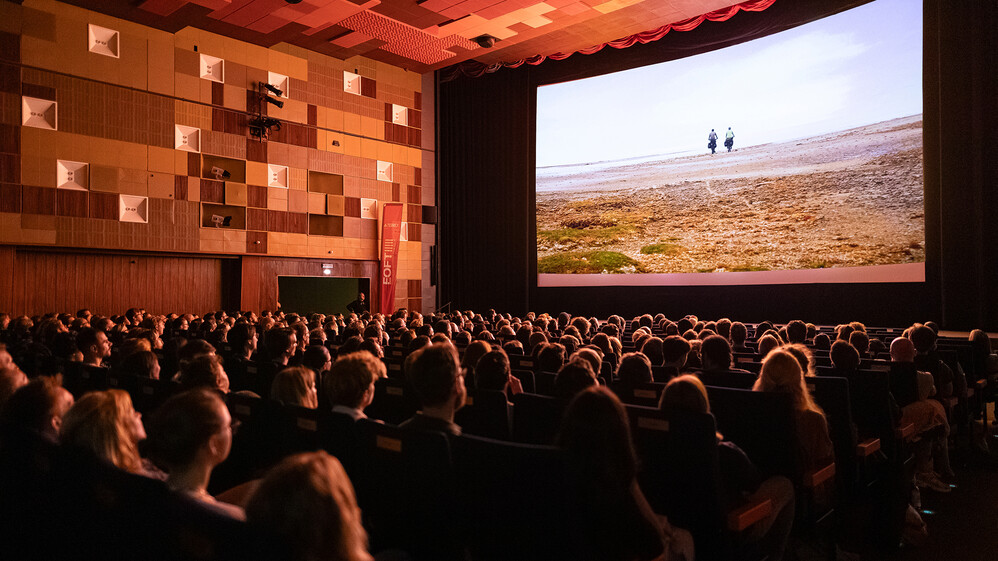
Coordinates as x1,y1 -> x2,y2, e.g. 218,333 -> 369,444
210,214 -> 232,227
264,96 -> 284,109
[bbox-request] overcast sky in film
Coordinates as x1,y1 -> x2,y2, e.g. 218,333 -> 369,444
536,0 -> 922,168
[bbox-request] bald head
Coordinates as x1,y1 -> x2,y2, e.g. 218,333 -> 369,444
890,337 -> 916,363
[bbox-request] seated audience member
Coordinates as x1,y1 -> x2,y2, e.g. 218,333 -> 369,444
910,324 -> 955,401
179,354 -> 231,394
849,330 -> 871,359
753,350 -> 833,474
0,378 -> 74,441
146,389 -> 243,518
969,329 -> 998,381
339,336 -> 364,356
756,334 -> 781,359
700,335 -> 752,374
527,332 -> 548,355
77,327 -> 112,368
302,345 -> 332,397
660,336 -> 692,380
271,366 -> 318,409
557,387 -> 693,561
836,324 -> 854,342
640,337 -> 665,367
400,343 -> 466,436
661,375 -> 794,561
246,451 -> 373,561
60,390 -> 149,476
462,341 -> 492,380
226,323 -> 258,391
554,359 -> 598,401
829,340 -> 861,373
890,337 -> 953,490
0,345 -> 28,409
476,350 -> 523,396
868,338 -> 887,358
117,350 -> 161,380
264,328 -> 297,367
782,344 -> 817,377
572,347 -> 604,379
812,333 -> 831,351
502,340 -> 524,356
729,322 -> 750,353
715,318 -> 732,340
357,338 -> 384,358
616,352 -> 653,387
785,320 -> 807,345
325,352 -> 385,421
538,342 -> 567,373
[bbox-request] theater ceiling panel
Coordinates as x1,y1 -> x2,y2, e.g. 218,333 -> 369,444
62,0 -> 738,72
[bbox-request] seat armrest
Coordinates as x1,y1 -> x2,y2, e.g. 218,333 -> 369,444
804,463 -> 836,488
856,438 -> 881,457
727,498 -> 773,532
896,423 -> 915,440
975,379 -> 988,390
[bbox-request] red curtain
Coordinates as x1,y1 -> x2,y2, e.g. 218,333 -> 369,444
441,0 -> 777,81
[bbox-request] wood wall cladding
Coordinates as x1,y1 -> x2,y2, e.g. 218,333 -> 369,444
240,255 -> 379,314
6,249 -> 225,316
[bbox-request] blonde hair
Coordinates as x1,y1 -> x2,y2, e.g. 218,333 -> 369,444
754,349 -> 824,416
246,451 -> 373,561
271,366 -> 318,409
61,389 -> 142,473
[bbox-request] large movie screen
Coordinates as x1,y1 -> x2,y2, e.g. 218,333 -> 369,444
536,0 -> 923,286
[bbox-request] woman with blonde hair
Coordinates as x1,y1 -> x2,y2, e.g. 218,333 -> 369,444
753,349 -> 832,473
246,451 -> 373,561
271,366 -> 318,409
60,389 -> 146,474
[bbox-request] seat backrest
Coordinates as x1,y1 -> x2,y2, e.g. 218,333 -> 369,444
705,386 -> 798,480
510,368 -> 536,393
629,408 -> 727,557
805,375 -> 857,489
697,369 -> 757,390
510,354 -> 537,371
455,389 -> 512,440
452,433 -> 584,561
608,381 -> 664,407
887,362 -> 919,408
353,420 -> 459,559
535,371 -> 558,396
510,392 -> 565,445
366,377 -> 420,425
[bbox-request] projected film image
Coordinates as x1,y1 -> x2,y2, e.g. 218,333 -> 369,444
535,0 -> 923,281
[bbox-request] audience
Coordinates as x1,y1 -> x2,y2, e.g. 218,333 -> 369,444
270,366 -> 318,409
60,389 -> 147,475
246,451 -> 373,561
400,343 -> 465,436
146,389 -> 244,519
0,377 -> 74,441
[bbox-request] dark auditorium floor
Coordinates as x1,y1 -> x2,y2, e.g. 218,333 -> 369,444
881,429 -> 998,561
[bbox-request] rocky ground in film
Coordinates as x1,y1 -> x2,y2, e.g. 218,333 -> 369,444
536,115 -> 925,274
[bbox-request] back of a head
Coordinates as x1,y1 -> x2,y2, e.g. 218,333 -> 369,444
462,340 -> 492,370
785,320 -> 807,344
813,333 -> 831,350
302,345 -> 331,372
0,378 -> 72,437
757,334 -> 780,358
246,451 -> 372,561
407,343 -> 461,408
271,366 -> 317,408
660,375 -> 711,415
700,335 -> 733,371
554,359 -> 597,401
60,389 -> 140,473
265,328 -> 294,359
615,352 -> 652,386
830,340 -> 861,371
538,343 -> 566,373
571,348 -> 602,376
556,387 -> 635,486
119,350 -> 160,379
756,349 -> 820,414
325,352 -> 384,409
729,322 -> 747,345
146,389 -> 225,471
662,335 -> 692,366
969,329 -> 992,356
179,338 -> 216,362
783,343 -> 815,376
848,330 -> 870,355
476,350 -> 511,391
180,354 -> 225,392
909,324 -> 936,353
358,338 -> 384,358
639,337 -> 664,367
890,337 -> 917,363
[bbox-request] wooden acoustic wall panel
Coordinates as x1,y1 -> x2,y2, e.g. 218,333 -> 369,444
10,250 -> 224,316
240,255 -> 378,313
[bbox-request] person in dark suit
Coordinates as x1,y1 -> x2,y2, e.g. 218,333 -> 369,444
399,343 -> 465,437
346,293 -> 368,314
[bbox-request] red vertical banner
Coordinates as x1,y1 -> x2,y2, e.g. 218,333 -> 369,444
379,203 -> 404,314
